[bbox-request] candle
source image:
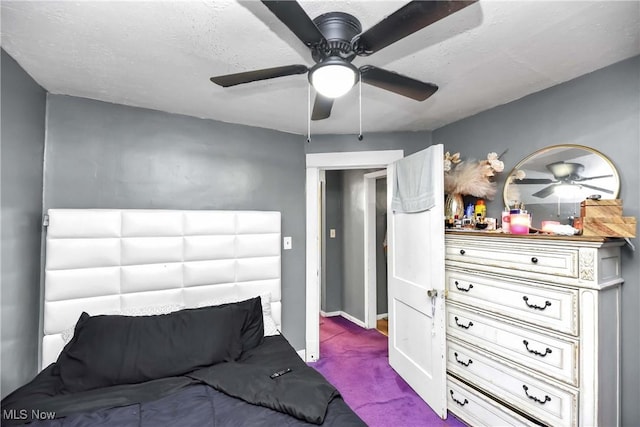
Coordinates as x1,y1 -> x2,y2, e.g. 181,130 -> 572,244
510,213 -> 531,235
501,209 -> 511,233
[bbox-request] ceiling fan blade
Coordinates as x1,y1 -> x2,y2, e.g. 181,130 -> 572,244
575,174 -> 614,182
210,65 -> 308,87
261,0 -> 327,47
352,0 -> 477,55
311,94 -> 334,121
360,65 -> 437,101
532,185 -> 558,199
517,178 -> 557,185
577,183 -> 614,194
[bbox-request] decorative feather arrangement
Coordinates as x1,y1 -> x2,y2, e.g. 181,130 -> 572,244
444,152 -> 505,199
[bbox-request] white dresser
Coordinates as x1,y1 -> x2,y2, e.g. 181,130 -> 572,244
444,232 -> 624,427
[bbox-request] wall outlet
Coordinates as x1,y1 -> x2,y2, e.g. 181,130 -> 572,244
329,229 -> 336,238
283,236 -> 292,250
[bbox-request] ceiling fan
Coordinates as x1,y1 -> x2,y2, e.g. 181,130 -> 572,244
517,161 -> 614,199
210,0 -> 477,120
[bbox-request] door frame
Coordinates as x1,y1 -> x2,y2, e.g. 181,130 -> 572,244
364,169 -> 388,329
305,150 -> 404,361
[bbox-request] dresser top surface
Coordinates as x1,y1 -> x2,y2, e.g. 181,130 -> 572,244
445,230 -> 621,244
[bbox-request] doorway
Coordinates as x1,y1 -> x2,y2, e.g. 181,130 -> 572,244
320,169 -> 387,329
364,169 -> 388,331
305,150 -> 403,362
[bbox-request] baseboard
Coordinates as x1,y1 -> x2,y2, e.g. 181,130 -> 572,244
296,349 -> 306,361
320,311 -> 366,328
320,310 -> 341,317
377,313 -> 388,320
339,311 -> 367,328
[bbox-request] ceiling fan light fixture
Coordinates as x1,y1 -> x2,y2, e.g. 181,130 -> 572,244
310,60 -> 358,99
553,183 -> 576,198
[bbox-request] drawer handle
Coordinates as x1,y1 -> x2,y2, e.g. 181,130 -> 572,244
522,340 -> 551,357
454,281 -> 474,292
523,385 -> 551,405
531,257 -> 538,263
454,316 -> 474,329
459,249 -> 466,255
454,352 -> 473,367
523,340 -> 552,357
450,390 -> 468,407
522,296 -> 551,311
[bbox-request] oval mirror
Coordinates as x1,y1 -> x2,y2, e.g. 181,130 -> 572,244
503,144 -> 620,227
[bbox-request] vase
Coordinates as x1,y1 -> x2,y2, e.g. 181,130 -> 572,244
445,193 -> 464,219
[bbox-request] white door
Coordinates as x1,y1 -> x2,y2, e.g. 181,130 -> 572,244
387,144 -> 447,417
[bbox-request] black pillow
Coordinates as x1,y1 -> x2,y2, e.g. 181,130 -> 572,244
216,296 -> 264,352
57,302 -> 244,393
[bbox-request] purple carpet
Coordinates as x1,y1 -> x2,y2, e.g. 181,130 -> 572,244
309,316 -> 467,427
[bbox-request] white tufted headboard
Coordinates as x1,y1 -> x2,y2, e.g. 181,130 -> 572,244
42,209 -> 281,369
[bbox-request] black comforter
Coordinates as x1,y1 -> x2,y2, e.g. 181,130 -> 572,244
1,336 -> 365,427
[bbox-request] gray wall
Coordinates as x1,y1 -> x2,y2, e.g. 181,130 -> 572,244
322,170 -> 343,313
433,55 -> 640,426
1,50 -> 47,398
43,95 -> 307,349
340,169 -> 369,320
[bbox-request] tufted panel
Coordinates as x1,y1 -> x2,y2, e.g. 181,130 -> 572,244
42,209 -> 281,369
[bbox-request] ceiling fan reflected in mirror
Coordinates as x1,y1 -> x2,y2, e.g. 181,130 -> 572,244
210,0 -> 477,120
517,161 -> 614,199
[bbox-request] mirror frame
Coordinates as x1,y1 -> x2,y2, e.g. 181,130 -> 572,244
503,143 -> 620,215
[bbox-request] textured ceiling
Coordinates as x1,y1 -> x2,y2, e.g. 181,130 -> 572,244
2,1 -> 639,136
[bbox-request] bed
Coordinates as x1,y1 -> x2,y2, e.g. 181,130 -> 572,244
1,209 -> 365,426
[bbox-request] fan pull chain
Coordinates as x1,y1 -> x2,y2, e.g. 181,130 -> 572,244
358,77 -> 363,141
307,83 -> 311,143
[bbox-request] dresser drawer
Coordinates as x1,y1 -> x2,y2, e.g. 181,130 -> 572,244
448,339 -> 577,427
447,303 -> 579,386
446,240 -> 578,278
447,375 -> 539,427
446,270 -> 578,335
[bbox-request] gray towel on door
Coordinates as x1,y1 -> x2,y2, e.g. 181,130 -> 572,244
391,148 -> 438,213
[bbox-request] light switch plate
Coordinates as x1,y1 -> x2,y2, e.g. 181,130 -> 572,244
283,236 -> 292,250
330,229 -> 336,238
